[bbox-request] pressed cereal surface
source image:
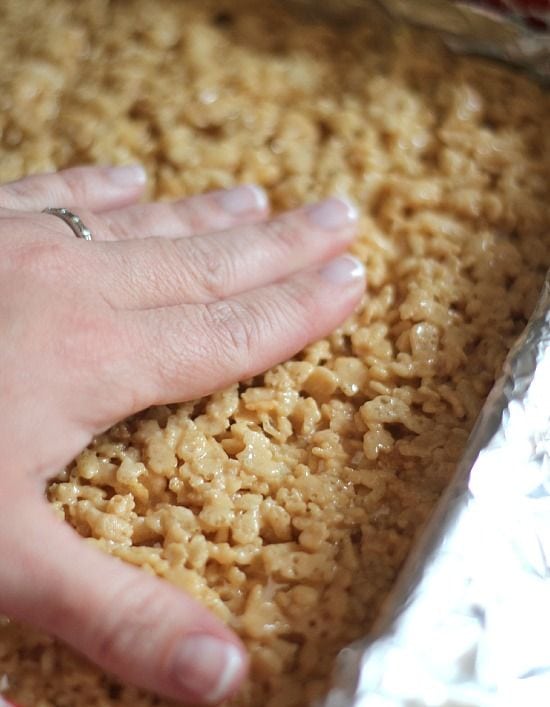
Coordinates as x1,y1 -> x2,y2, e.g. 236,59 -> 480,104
0,0 -> 549,705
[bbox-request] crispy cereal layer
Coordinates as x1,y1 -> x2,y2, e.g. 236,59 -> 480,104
0,1 -> 549,706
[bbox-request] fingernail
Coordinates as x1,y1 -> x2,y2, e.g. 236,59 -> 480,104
217,184 -> 268,214
105,164 -> 147,187
319,255 -> 366,285
306,197 -> 358,230
173,635 -> 244,704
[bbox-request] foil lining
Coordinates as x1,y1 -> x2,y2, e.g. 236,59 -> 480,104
380,0 -> 550,81
286,0 -> 550,80
319,272 -> 550,706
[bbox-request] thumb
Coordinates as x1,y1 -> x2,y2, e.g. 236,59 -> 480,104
1,499 -> 247,705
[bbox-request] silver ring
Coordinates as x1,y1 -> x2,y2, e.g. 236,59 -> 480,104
42,207 -> 93,241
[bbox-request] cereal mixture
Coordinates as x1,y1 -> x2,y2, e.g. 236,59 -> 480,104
0,0 -> 549,705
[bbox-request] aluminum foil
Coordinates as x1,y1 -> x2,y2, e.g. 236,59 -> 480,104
318,272 -> 550,706
286,0 -> 550,80
380,0 -> 550,81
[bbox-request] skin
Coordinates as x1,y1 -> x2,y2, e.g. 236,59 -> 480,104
0,164 -> 365,705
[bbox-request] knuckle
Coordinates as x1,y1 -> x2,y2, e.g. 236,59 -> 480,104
189,239 -> 236,300
205,299 -> 258,369
150,301 -> 259,388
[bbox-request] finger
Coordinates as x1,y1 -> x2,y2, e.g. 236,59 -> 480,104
97,197 -> 358,309
125,254 -> 366,409
97,184 -> 269,241
1,498 -> 247,705
34,183 -> 268,245
0,164 -> 147,213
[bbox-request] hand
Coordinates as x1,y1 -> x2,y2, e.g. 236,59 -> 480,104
0,165 -> 365,704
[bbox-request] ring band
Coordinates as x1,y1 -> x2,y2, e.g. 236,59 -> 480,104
42,207 -> 93,241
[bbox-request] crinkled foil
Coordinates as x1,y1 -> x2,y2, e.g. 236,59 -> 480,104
318,273 -> 550,707
287,0 -> 550,80
379,0 -> 550,81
